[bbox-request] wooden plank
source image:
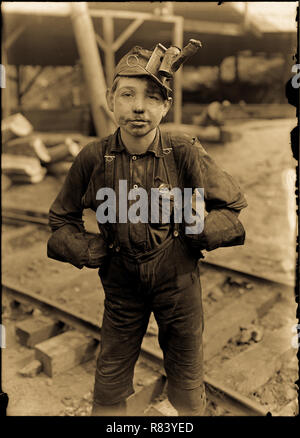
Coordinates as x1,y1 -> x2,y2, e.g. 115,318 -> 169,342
207,328 -> 293,394
16,316 -> 63,347
2,2 -> 71,16
146,399 -> 178,416
183,19 -> 243,36
3,282 -> 102,342
142,282 -> 280,364
19,360 -> 42,377
113,18 -> 144,52
20,108 -> 92,134
4,24 -> 28,50
172,18 -> 183,125
34,330 -> 99,377
95,33 -> 107,52
103,16 -> 115,88
89,8 -> 181,24
203,301 -> 257,361
70,3 -> 116,139
203,281 -> 281,360
204,376 -> 269,416
274,399 -> 299,416
2,113 -> 33,143
127,361 -> 166,416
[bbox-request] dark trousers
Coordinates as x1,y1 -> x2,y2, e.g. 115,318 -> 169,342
93,236 -> 206,416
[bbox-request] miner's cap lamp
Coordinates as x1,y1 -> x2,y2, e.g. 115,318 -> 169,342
114,39 -> 202,98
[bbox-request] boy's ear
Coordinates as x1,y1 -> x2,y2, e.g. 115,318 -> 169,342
162,96 -> 173,118
106,89 -> 114,112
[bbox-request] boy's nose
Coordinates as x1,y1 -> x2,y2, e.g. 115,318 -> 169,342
133,96 -> 145,113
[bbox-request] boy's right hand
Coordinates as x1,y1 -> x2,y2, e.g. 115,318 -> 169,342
47,226 -> 107,269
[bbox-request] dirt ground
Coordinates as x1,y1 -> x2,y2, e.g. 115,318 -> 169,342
2,116 -> 298,416
203,117 -> 297,286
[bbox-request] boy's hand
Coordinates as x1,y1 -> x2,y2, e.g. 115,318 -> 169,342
47,226 -> 107,269
86,234 -> 108,269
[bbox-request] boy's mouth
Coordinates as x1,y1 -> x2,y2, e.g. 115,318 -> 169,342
128,119 -> 149,126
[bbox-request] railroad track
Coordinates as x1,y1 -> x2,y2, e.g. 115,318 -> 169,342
2,216 -> 298,417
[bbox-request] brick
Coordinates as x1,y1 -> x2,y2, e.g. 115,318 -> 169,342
16,316 -> 63,347
207,328 -> 293,394
19,360 -> 42,377
34,330 -> 98,377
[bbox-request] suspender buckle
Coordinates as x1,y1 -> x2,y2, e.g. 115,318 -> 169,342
104,155 -> 115,163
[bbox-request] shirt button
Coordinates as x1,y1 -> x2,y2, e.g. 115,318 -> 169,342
132,155 -> 137,160
173,230 -> 179,237
133,184 -> 138,189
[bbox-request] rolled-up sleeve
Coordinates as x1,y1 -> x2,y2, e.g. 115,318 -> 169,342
48,142 -> 99,232
184,139 -> 247,213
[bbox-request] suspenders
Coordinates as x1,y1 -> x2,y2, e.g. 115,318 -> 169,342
161,132 -> 180,234
103,130 -> 180,249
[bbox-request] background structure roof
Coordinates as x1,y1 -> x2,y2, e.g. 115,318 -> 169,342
2,2 -> 297,67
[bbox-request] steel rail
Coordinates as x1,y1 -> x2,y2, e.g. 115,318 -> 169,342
3,280 -> 270,416
2,208 -> 294,290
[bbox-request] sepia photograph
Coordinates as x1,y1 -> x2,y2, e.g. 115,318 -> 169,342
1,1 -> 299,422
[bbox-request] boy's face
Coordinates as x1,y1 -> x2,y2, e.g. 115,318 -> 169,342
107,76 -> 172,138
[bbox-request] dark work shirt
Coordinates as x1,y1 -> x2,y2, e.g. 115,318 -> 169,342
49,127 -> 247,256
106,130 -> 172,252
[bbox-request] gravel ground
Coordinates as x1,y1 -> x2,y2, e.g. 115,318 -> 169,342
2,117 -> 298,416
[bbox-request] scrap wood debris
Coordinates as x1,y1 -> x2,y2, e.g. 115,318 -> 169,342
1,112 -> 85,187
2,154 -> 47,184
2,113 -> 33,144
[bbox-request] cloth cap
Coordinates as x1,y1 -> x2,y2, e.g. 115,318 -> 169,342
114,45 -> 172,98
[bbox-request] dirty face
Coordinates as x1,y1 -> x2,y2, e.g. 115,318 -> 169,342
107,76 -> 172,138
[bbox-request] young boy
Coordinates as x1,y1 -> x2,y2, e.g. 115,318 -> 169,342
48,42 -> 247,416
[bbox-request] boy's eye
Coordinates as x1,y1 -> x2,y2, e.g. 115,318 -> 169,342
120,90 -> 134,97
148,95 -> 160,101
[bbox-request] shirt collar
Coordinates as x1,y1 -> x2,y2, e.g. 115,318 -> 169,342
110,128 -> 164,157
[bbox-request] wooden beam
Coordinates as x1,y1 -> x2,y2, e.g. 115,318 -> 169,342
20,66 -> 44,99
103,16 -> 115,88
243,2 -> 249,30
4,24 -> 27,50
90,8 -> 181,24
95,33 -> 107,52
112,18 -> 144,52
16,65 -> 21,106
2,2 -> 70,16
2,49 -> 11,118
172,18 -> 184,125
70,3 -> 116,138
183,19 -> 243,36
234,52 -> 239,83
